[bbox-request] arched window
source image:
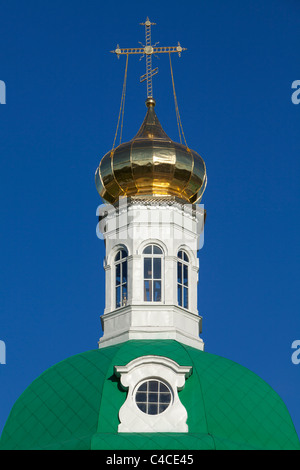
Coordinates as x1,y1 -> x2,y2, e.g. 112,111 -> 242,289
143,245 -> 163,302
115,249 -> 128,308
177,250 -> 189,309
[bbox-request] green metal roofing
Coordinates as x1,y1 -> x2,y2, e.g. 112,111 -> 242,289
0,340 -> 299,450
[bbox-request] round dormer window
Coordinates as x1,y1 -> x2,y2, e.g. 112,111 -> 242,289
135,380 -> 172,415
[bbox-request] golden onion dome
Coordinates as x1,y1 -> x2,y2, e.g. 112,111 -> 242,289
95,99 -> 207,204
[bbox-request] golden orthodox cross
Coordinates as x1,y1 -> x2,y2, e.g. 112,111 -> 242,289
111,17 -> 186,99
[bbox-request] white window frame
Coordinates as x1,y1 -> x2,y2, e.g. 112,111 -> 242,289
142,244 -> 164,304
114,249 -> 128,309
177,250 -> 189,310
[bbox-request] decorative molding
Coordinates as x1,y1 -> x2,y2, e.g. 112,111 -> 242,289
99,304 -> 204,350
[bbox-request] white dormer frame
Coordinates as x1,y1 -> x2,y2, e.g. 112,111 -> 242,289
115,355 -> 192,433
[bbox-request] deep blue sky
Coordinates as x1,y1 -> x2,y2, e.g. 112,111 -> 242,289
1,0 -> 300,439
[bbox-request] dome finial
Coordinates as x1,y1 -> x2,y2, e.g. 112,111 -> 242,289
145,97 -> 156,107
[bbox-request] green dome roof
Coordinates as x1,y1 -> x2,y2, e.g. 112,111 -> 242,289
1,340 -> 299,450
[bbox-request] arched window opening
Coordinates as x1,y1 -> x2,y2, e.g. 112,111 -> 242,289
177,250 -> 189,309
143,245 -> 163,302
115,249 -> 128,308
